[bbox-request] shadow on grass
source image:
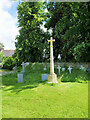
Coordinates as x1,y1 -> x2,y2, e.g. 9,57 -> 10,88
2,68 -> 89,93
2,72 -> 45,93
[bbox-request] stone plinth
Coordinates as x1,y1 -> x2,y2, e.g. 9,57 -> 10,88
48,73 -> 58,83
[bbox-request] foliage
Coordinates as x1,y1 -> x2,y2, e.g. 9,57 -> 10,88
58,69 -> 89,83
0,51 -> 5,68
45,2 -> 90,62
0,42 -> 4,51
24,63 -> 89,82
2,57 -> 15,70
14,2 -> 49,65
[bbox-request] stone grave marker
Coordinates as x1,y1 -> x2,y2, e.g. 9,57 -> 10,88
68,66 -> 72,74
62,68 -> 65,71
42,74 -> 48,81
44,67 -> 47,70
18,74 -> 23,83
80,65 -> 86,71
58,54 -> 61,60
57,65 -> 61,75
13,67 -> 16,73
21,62 -> 25,73
25,62 -> 29,67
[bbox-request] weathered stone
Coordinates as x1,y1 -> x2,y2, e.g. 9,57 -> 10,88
48,37 -> 58,83
42,74 -> 48,81
18,74 -> 23,83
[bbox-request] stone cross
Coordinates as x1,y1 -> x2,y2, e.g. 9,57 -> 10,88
21,62 -> 25,72
48,37 -> 58,83
13,67 -> 16,73
68,66 -> 72,74
57,65 -> 61,75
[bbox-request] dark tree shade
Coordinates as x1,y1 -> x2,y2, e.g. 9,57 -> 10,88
45,2 -> 90,62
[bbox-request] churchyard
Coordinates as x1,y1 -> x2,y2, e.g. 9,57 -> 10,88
0,2 -> 89,119
0,37 -> 89,118
1,62 -> 89,118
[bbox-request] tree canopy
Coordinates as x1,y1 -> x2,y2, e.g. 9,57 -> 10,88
45,2 -> 90,62
14,2 -> 90,64
15,2 -> 49,65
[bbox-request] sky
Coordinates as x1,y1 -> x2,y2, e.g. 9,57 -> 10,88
0,0 -> 19,50
0,0 -> 48,50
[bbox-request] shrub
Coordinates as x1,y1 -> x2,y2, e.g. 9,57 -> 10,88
3,57 -> 15,70
0,51 -> 5,68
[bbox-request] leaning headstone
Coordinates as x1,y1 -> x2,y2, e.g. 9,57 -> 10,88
18,74 -> 23,83
68,66 -> 72,74
21,62 -> 25,73
42,74 -> 48,81
57,65 -> 61,75
13,67 -> 16,73
62,68 -> 65,71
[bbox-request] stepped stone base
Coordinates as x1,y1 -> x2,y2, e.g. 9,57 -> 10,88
47,73 -> 58,83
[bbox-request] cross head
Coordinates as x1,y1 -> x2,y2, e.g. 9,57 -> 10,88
48,37 -> 55,47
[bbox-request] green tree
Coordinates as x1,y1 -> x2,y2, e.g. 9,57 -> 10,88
45,2 -> 90,62
15,2 -> 49,65
0,42 -> 4,51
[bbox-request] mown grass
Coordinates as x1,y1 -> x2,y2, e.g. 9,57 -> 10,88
1,64 -> 89,118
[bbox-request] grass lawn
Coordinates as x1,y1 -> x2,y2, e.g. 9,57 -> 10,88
1,65 -> 89,118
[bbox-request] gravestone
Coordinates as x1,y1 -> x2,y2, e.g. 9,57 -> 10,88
48,37 -> 58,83
62,68 -> 65,71
80,65 -> 86,71
68,66 -> 72,74
18,74 -> 23,83
80,65 -> 84,70
13,67 -> 16,73
21,62 -> 25,73
42,74 -> 48,81
57,65 -> 61,75
25,62 -> 29,67
44,67 -> 47,70
58,54 -> 61,60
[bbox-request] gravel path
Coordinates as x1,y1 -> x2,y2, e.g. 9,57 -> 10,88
0,71 -> 13,76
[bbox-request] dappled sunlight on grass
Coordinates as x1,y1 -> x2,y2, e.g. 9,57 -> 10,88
1,65 -> 89,118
